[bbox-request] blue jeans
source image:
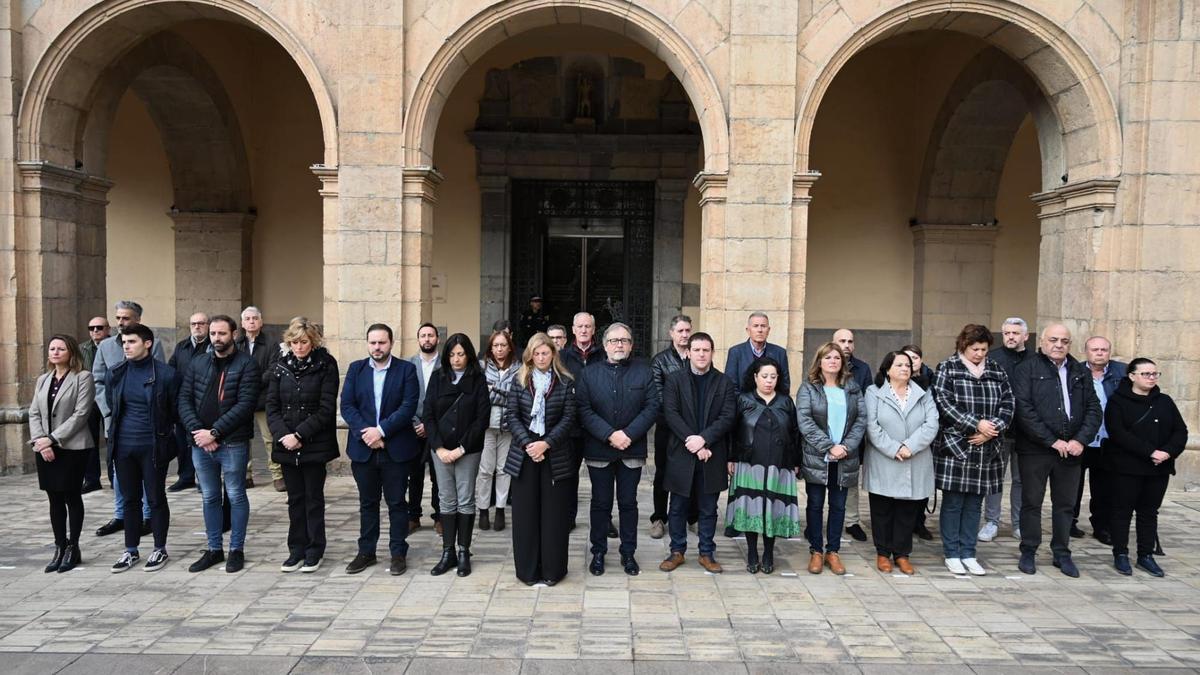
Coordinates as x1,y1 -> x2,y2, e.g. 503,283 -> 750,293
805,481 -> 848,553
112,465 -> 151,520
193,443 -> 249,551
668,462 -> 718,557
940,490 -> 983,559
351,450 -> 412,557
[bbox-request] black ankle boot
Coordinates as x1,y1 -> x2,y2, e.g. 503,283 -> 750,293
45,545 -> 64,573
456,513 -> 475,577
430,516 -> 458,576
58,543 -> 81,573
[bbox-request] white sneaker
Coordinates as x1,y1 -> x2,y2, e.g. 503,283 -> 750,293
961,558 -> 986,576
977,521 -> 998,542
945,557 -> 966,575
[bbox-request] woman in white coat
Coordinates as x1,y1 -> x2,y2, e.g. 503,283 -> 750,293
863,351 -> 939,575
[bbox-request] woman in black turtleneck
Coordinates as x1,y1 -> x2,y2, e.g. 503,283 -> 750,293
1102,357 -> 1188,578
422,333 -> 490,577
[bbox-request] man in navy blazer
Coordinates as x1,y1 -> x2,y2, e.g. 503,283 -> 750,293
340,323 -> 421,576
723,312 -> 791,396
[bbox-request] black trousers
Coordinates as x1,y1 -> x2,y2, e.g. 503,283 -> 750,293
114,444 -> 169,552
407,440 -> 440,522
651,423 -> 697,525
84,403 -> 103,485
511,456 -> 571,583
352,451 -> 411,557
174,426 -> 195,483
282,462 -> 327,558
588,461 -> 641,557
1109,472 -> 1169,557
868,493 -> 922,558
1018,452 -> 1081,558
565,437 -> 584,525
1074,445 -> 1110,533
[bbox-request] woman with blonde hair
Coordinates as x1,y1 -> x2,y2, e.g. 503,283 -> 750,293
266,317 -> 340,573
29,334 -> 94,573
797,342 -> 866,575
477,330 -> 518,532
503,332 -> 577,585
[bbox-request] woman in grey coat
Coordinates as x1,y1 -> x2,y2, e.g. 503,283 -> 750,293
864,351 -> 939,575
797,342 -> 866,576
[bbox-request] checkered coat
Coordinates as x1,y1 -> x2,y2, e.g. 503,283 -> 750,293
931,354 -> 1015,495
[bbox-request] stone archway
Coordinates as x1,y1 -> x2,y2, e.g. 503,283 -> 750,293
792,0 -> 1123,363
398,0 -> 730,354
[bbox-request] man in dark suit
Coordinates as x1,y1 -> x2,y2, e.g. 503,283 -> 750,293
724,312 -> 791,395
659,332 -> 737,574
340,323 -> 421,576
167,311 -> 209,491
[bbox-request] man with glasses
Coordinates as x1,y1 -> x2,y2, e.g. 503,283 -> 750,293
80,317 -> 110,493
1011,324 -> 1101,577
576,323 -> 659,576
92,301 -> 165,537
1073,335 -> 1126,544
167,312 -> 210,491
546,325 -> 569,352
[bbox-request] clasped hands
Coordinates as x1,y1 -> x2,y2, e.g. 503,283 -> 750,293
33,436 -> 55,462
192,429 -> 220,452
1051,438 -> 1085,458
967,419 -> 1001,447
436,446 -> 466,464
360,426 -> 385,450
685,434 -> 712,462
525,439 -> 550,463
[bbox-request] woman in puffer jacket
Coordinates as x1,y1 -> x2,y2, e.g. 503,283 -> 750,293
266,317 -> 339,574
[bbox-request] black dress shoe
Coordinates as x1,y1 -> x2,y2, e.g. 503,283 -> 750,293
1136,555 -> 1165,577
226,550 -> 245,573
846,524 -> 867,542
167,479 -> 196,492
345,552 -> 377,574
95,519 -> 123,537
607,521 -> 618,538
57,544 -> 81,573
621,555 -> 640,576
914,523 -> 934,541
1094,529 -> 1112,546
1114,554 -> 1132,575
188,549 -> 225,573
1069,524 -> 1086,538
389,556 -> 407,576
45,546 -> 64,573
81,481 -> 102,495
494,508 -> 506,532
589,552 -> 605,576
1053,556 -> 1079,578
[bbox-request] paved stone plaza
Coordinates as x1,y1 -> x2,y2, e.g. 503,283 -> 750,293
2,466 -> 1200,673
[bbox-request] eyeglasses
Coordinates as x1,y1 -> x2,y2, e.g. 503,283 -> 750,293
606,338 -> 632,345
1134,371 -> 1161,378
87,325 -> 106,331
190,321 -> 209,326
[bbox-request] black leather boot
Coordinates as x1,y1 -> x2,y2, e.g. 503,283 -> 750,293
45,545 -> 64,573
57,543 -> 81,573
456,513 -> 475,577
430,515 -> 458,576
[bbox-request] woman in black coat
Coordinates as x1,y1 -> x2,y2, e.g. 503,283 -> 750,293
422,333 -> 490,577
1103,357 -> 1189,577
266,318 -> 340,573
503,332 -> 577,586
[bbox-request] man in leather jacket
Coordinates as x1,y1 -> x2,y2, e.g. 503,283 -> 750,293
649,314 -> 694,538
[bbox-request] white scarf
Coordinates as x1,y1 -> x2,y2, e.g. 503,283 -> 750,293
530,368 -> 553,435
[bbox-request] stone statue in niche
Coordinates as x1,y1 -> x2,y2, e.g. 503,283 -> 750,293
576,74 -> 594,119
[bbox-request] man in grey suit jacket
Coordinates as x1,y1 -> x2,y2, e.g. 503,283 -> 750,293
91,300 -> 165,537
407,323 -> 441,532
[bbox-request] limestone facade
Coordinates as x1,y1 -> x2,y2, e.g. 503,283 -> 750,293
0,0 -> 1197,476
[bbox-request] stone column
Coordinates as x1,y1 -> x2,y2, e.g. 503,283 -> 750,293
693,171 -> 728,359
400,167 -> 442,357
170,211 -> 255,330
788,173 -> 819,378
652,178 -> 688,354
310,166 -> 343,360
478,174 -> 509,340
911,223 -> 999,357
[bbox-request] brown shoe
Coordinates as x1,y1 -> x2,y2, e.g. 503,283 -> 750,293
659,552 -> 685,572
825,552 -> 846,575
408,519 -> 421,532
698,555 -> 723,574
895,557 -> 915,575
876,555 -> 893,573
808,552 -> 824,574
273,479 -> 286,492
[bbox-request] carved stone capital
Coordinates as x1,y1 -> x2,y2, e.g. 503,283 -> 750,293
692,171 -> 728,206
402,167 -> 445,203
792,172 -> 821,204
1031,178 -> 1120,219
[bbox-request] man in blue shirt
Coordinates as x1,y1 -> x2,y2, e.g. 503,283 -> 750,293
1073,335 -> 1126,544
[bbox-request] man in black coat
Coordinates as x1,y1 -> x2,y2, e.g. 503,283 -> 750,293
832,328 -> 871,542
235,305 -> 279,490
658,332 -> 736,574
577,322 -> 660,576
979,317 -> 1032,543
167,311 -> 209,491
559,311 -> 607,533
649,314 -> 693,537
1011,323 -> 1101,578
178,314 -> 262,574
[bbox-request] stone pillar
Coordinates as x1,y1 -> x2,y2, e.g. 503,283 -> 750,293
788,173 -> 819,378
400,167 -> 442,357
170,211 -> 255,329
478,174 -> 509,340
693,171 -> 728,358
652,178 -> 688,354
911,223 -> 998,358
311,165 -> 344,361
5,162 -> 111,472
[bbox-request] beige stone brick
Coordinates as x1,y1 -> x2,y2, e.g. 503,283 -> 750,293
730,85 -> 793,120
730,0 -> 798,35
731,35 -> 795,86
723,238 -> 767,273
730,118 -> 793,164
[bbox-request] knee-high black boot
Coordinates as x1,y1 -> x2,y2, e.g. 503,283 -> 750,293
430,515 -> 458,576
745,532 -> 760,573
762,536 -> 776,574
457,513 -> 475,577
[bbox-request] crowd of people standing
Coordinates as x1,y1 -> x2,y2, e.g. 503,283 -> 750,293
28,300 -> 1189,583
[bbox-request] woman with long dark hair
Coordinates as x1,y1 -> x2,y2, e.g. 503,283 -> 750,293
1103,357 -> 1188,577
28,334 -> 94,573
267,317 -> 340,573
504,332 -> 577,585
422,333 -> 490,576
477,330 -> 518,531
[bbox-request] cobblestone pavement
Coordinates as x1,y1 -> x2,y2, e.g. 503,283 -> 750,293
2,464 -> 1200,673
